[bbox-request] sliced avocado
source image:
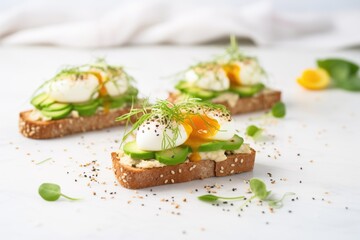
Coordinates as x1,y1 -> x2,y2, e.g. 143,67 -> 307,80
221,135 -> 244,150
155,146 -> 190,165
198,141 -> 224,152
73,100 -> 100,116
39,97 -> 56,108
185,87 -> 217,100
123,141 -> 155,160
43,102 -> 72,111
41,106 -> 72,120
230,83 -> 265,97
175,80 -> 218,100
30,93 -> 49,108
109,96 -> 126,109
175,81 -> 192,91
110,99 -> 125,109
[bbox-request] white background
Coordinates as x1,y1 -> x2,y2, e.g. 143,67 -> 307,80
0,46 -> 360,239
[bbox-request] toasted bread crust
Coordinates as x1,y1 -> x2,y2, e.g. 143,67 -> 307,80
19,107 -> 134,139
169,90 -> 281,115
112,149 -> 256,189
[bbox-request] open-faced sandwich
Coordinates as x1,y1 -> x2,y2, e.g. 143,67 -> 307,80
112,99 -> 256,189
19,59 -> 140,139
169,37 -> 281,114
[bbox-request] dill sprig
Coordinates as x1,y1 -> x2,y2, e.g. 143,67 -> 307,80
214,35 -> 250,63
116,98 -> 229,149
31,65 -> 88,98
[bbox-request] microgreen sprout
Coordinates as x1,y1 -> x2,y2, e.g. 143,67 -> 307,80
198,194 -> 245,203
198,178 -> 294,210
38,183 -> 80,202
271,101 -> 286,118
35,157 -> 52,165
246,125 -> 263,138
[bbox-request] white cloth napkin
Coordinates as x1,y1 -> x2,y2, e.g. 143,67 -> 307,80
0,0 -> 359,49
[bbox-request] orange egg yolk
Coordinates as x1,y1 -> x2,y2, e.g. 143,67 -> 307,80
223,63 -> 241,86
89,70 -> 110,113
183,114 -> 220,162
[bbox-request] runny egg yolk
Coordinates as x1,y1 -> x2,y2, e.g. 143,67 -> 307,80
89,69 -> 110,112
222,63 -> 241,86
183,114 -> 220,162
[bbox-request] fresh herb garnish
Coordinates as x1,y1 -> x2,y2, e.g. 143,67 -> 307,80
215,35 -> 249,63
198,178 -> 294,210
271,102 -> 286,118
35,157 -> 52,165
246,125 -> 262,138
38,183 -> 80,202
317,58 -> 360,91
198,194 -> 245,202
116,98 -> 228,150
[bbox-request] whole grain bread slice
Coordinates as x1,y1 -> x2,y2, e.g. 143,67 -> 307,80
169,90 -> 281,115
19,107 -> 134,139
112,149 -> 256,189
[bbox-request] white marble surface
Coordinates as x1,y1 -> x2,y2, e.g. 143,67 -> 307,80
0,46 -> 359,240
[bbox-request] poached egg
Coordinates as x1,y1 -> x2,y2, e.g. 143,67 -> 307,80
185,64 -> 229,91
223,59 -> 265,86
135,107 -> 236,161
89,67 -> 129,97
185,59 -> 265,90
47,73 -> 99,103
46,63 -> 131,103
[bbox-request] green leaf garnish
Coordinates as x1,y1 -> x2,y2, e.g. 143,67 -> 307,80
197,178 -> 294,210
317,58 -> 360,91
317,59 -> 358,78
38,183 -> 80,202
249,178 -> 271,200
246,125 -> 262,138
116,98 -> 229,150
271,102 -> 286,118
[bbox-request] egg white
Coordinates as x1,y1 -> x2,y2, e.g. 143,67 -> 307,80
185,66 -> 229,91
105,75 -> 129,97
235,60 -> 264,85
204,111 -> 236,141
136,120 -> 189,151
47,74 -> 99,103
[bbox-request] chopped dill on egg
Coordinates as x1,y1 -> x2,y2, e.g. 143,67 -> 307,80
116,98 -> 230,150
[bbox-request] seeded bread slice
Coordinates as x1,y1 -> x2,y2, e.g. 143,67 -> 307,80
168,90 -> 281,115
112,149 -> 256,189
19,107 -> 135,139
